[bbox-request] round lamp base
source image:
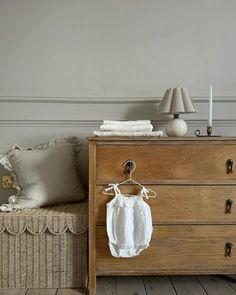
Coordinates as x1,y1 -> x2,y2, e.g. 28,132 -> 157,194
165,117 -> 187,137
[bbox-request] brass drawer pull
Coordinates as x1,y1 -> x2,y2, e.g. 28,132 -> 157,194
225,242 -> 233,257
225,199 -> 233,214
226,159 -> 234,173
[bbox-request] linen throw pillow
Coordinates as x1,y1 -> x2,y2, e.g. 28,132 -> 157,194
0,137 -> 85,211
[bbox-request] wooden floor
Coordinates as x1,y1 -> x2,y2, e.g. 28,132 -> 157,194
1,275 -> 236,295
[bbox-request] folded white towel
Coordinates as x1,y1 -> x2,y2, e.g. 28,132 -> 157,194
103,120 -> 151,126
100,124 -> 153,132
93,130 -> 163,137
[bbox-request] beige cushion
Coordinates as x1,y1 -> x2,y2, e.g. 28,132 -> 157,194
0,137 -> 85,211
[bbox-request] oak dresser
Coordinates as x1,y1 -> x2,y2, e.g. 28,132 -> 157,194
88,137 -> 236,295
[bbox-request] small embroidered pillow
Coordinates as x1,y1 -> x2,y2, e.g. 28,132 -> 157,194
0,137 -> 85,211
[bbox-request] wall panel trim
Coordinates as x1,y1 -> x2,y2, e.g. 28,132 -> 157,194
0,96 -> 235,104
0,119 -> 235,127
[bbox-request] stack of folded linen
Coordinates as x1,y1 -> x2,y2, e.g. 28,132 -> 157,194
93,120 -> 163,137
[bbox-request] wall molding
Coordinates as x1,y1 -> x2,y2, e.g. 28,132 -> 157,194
0,119 -> 235,127
0,96 -> 236,104
0,119 -> 101,127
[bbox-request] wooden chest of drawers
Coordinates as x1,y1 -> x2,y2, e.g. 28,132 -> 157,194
88,137 -> 236,295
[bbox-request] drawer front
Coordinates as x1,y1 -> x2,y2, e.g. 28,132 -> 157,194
96,144 -> 236,182
96,225 -> 236,274
95,185 -> 236,225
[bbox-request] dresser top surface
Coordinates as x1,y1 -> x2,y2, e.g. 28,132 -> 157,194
88,136 -> 236,142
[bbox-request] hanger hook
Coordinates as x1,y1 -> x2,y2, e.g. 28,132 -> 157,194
122,159 -> 136,176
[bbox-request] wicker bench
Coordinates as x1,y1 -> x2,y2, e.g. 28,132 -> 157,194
0,202 -> 87,288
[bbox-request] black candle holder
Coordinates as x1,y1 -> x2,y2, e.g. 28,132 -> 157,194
207,126 -> 212,136
194,126 -> 220,137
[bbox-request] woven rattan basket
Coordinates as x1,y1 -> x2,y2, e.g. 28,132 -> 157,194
0,202 -> 87,288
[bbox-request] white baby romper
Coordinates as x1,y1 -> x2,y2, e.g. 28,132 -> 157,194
106,183 -> 153,258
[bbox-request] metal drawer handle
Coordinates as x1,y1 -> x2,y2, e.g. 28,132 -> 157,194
225,242 -> 233,257
123,159 -> 135,174
226,159 -> 234,173
225,199 -> 233,214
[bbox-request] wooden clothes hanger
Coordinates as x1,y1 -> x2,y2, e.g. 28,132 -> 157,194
103,159 -> 157,199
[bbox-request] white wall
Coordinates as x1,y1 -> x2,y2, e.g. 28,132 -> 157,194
0,0 -> 236,195
1,0 -> 236,97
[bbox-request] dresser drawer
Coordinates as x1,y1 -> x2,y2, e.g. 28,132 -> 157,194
95,185 -> 236,225
96,225 -> 236,275
96,144 -> 236,183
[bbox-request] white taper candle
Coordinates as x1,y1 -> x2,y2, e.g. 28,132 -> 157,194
208,85 -> 213,127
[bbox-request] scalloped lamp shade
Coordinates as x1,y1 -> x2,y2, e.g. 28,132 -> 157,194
159,87 -> 197,137
159,87 -> 197,114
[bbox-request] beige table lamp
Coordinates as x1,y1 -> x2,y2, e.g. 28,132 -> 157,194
159,87 -> 197,137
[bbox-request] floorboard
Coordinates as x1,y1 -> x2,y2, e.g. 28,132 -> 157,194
26,289 -> 57,295
96,277 -> 116,295
0,290 -> 27,295
1,276 -> 236,295
116,276 -> 146,295
221,275 -> 236,292
170,276 -> 207,295
56,288 -> 85,295
198,275 -> 236,295
143,276 -> 176,295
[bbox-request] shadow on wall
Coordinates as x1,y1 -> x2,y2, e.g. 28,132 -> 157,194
124,102 -> 158,120
124,102 -> 168,130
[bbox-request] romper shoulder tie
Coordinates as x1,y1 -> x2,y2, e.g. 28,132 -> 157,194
140,186 -> 150,199
104,183 -> 121,196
